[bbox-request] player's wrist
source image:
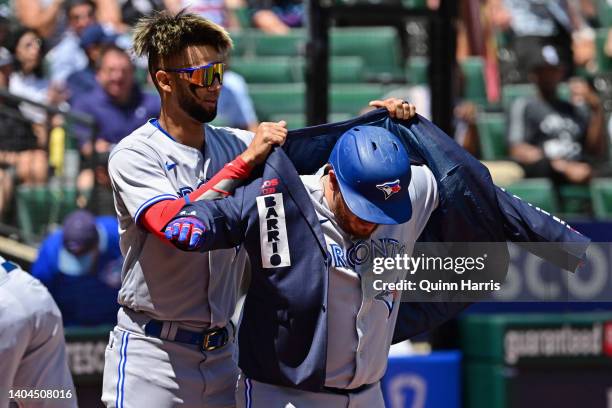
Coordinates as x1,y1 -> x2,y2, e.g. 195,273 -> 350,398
239,149 -> 258,168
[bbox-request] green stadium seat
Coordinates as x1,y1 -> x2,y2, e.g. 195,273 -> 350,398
253,30 -> 306,56
231,57 -> 295,83
400,0 -> 427,8
476,113 -> 507,160
590,178 -> 612,218
501,84 -> 536,110
461,57 -> 487,106
16,186 -> 78,242
231,57 -> 364,84
250,83 -> 385,120
229,31 -> 249,57
330,27 -> 402,77
505,178 -> 559,213
249,83 -> 305,119
597,0 -> 612,27
233,7 -> 252,29
243,27 -> 401,77
502,83 -> 570,110
329,57 -> 365,83
233,56 -> 365,84
559,184 -> 591,216
268,113 -> 306,129
330,84 -> 386,115
595,28 -> 612,73
295,57 -> 366,83
405,56 -> 428,85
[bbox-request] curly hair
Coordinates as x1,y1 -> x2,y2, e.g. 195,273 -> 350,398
132,9 -> 232,86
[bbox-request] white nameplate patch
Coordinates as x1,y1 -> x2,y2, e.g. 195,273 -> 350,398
256,193 -> 291,268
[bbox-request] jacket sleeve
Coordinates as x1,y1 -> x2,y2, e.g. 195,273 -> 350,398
392,301 -> 472,344
176,187 -> 248,252
496,186 -> 590,272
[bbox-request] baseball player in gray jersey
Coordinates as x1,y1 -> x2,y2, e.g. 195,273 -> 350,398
0,257 -> 77,408
102,11 -> 291,408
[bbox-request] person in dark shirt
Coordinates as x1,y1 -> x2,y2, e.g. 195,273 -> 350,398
0,47 -> 47,218
507,44 -> 605,185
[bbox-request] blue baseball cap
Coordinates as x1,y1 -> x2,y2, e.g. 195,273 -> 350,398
79,24 -> 117,49
329,126 -> 412,225
59,210 -> 99,275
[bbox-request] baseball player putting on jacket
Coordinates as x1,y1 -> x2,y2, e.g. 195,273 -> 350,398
103,8 -> 415,408
165,125 -> 438,407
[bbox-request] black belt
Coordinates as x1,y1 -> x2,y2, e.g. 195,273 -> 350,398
144,319 -> 231,352
322,382 -> 377,395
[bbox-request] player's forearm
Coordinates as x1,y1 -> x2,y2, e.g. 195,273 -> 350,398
141,155 -> 251,240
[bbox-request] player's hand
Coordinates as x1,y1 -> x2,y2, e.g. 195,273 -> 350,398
368,98 -> 416,120
164,217 -> 206,251
241,121 -> 288,166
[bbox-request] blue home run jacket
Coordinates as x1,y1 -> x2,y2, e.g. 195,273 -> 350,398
283,109 -> 589,271
182,111 -> 589,391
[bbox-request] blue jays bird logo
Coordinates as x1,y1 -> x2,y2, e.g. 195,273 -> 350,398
375,289 -> 399,318
376,179 -> 401,200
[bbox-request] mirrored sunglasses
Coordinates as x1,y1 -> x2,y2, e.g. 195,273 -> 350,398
164,62 -> 225,87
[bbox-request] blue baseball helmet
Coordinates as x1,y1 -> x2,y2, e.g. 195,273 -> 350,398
329,126 -> 412,225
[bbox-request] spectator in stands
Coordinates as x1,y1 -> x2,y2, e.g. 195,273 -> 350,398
32,209 -> 122,326
45,0 -> 97,85
13,0 -> 67,46
248,0 -> 303,34
7,27 -> 56,126
163,0 -> 241,30
13,0 -> 125,46
71,44 -> 160,195
0,48 -> 49,217
507,44 -> 605,185
66,23 -> 117,101
118,0 -> 165,27
71,44 -> 160,156
490,0 -> 577,80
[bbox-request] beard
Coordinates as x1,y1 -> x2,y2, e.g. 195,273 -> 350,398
333,193 -> 377,239
176,83 -> 218,123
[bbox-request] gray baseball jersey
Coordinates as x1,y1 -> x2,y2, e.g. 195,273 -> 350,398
0,257 -> 77,408
108,119 -> 253,329
307,165 -> 438,389
105,120 -> 253,408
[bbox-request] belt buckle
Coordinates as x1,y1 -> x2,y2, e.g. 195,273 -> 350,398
202,328 -> 227,351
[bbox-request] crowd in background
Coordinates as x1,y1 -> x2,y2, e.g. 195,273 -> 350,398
0,0 -> 266,225
465,0 -> 610,180
0,0 -> 611,325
